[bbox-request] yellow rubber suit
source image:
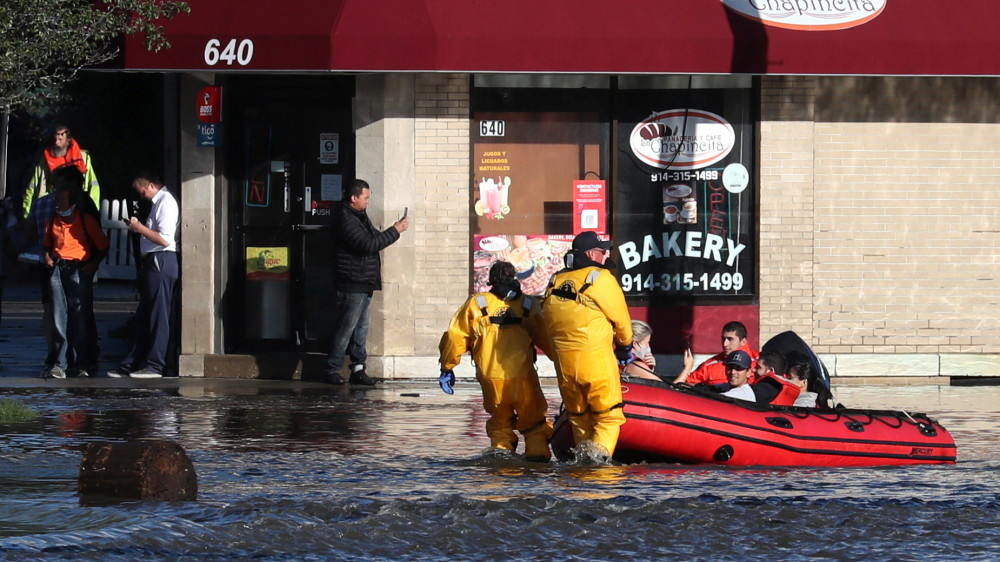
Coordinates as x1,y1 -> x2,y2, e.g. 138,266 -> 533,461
541,266 -> 632,457
439,292 -> 554,460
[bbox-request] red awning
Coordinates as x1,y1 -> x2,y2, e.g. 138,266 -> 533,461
123,0 -> 1000,76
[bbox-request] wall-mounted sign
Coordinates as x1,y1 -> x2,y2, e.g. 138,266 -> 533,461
479,120 -> 506,137
197,86 -> 222,123
629,109 -> 735,171
721,0 -> 887,31
197,122 -> 222,147
573,180 -> 606,235
246,246 -> 290,280
319,133 -> 339,164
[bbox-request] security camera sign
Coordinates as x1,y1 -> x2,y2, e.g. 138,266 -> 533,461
319,133 -> 339,164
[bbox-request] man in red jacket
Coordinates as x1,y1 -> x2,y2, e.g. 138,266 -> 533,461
672,320 -> 759,386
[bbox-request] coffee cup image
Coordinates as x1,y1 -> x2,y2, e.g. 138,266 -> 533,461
681,201 -> 697,222
663,205 -> 679,223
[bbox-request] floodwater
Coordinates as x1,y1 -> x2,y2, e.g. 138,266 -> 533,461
1,380 -> 999,561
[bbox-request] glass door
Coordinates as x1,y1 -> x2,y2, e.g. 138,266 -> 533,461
226,77 -> 354,353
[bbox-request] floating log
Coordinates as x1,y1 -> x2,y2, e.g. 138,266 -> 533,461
79,440 -> 197,501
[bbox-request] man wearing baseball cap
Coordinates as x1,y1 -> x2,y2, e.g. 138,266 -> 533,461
719,350 -> 756,401
541,231 -> 632,461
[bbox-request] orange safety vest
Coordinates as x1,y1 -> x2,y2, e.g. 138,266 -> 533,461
760,373 -> 801,406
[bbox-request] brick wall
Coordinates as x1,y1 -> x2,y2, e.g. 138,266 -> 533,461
761,76 -> 1000,375
812,77 -> 1000,355
758,76 -> 817,344
414,74 -> 472,353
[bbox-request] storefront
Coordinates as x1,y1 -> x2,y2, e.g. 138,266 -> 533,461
469,76 -> 759,346
118,1 -> 1000,382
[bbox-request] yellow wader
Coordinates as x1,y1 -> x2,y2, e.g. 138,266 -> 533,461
541,266 -> 632,457
439,292 -> 553,460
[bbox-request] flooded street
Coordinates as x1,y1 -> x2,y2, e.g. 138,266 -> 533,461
1,380 -> 999,560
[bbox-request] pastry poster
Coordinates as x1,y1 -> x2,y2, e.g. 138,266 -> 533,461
473,235 -> 572,296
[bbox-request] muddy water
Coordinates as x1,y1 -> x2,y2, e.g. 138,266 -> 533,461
1,381 -> 999,560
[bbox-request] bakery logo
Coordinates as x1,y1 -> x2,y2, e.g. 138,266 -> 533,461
721,0 -> 887,31
629,110 -> 735,171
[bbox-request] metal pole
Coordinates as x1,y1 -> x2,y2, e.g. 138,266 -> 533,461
0,107 -> 8,200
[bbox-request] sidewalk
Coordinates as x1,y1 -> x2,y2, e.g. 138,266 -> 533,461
0,272 -> 138,379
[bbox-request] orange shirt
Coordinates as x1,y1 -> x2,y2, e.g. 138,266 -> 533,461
44,212 -> 109,261
686,344 -> 760,386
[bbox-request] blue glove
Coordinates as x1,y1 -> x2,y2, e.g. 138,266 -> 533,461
615,344 -> 635,367
439,370 -> 456,394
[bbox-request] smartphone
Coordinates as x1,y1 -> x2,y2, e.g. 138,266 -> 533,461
402,206 -> 408,219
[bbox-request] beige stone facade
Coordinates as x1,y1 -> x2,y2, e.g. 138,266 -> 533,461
178,72 -> 1000,383
760,76 -> 1000,381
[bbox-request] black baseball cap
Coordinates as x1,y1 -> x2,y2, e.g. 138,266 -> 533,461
572,231 -> 613,252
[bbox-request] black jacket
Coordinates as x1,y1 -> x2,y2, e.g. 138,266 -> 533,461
332,202 -> 401,293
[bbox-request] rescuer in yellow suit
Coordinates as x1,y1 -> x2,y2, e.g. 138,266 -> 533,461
541,231 -> 633,460
438,261 -> 554,462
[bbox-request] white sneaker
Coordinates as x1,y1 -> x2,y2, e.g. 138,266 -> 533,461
106,367 -> 130,378
47,366 -> 66,379
129,369 -> 162,379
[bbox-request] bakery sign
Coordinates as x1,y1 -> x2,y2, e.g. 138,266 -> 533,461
721,0 -> 887,31
629,110 -> 735,171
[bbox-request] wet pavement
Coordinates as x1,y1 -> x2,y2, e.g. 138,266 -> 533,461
0,273 -> 137,380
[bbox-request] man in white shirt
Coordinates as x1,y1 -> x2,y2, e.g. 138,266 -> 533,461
719,350 -> 756,401
109,172 -> 179,378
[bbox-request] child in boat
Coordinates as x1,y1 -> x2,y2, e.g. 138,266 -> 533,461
622,320 -> 660,381
789,362 -> 819,407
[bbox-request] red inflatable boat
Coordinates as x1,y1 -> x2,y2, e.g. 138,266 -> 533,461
550,380 -> 957,467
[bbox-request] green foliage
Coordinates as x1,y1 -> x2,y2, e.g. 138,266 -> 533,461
0,397 -> 38,423
0,0 -> 190,111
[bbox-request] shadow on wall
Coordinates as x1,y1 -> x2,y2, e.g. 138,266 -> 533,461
816,77 -> 1000,124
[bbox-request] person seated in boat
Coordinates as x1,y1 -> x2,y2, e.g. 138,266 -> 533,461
748,349 -> 800,406
713,350 -> 799,405
672,321 -> 759,386
622,320 -> 661,381
788,361 -> 838,408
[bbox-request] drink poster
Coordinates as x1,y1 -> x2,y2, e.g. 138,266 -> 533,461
615,89 -> 755,301
246,247 -> 290,280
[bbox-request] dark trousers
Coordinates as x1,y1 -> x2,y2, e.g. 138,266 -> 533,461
122,252 -> 178,374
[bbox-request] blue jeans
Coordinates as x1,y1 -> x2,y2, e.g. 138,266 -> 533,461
324,291 -> 372,376
49,262 -> 96,372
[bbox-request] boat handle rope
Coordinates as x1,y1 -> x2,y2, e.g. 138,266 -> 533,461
784,408 -> 904,430
896,410 -> 936,433
842,412 -> 875,426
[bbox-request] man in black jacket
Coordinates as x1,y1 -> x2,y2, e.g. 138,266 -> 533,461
324,179 -> 409,385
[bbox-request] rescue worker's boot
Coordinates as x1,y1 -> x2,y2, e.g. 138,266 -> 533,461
521,419 -> 555,462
